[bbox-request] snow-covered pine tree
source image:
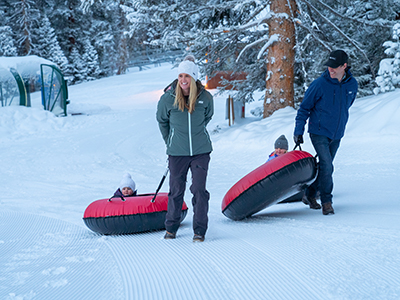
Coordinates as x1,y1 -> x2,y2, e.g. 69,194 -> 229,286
33,15 -> 69,74
68,46 -> 86,84
374,23 -> 400,95
0,26 -> 18,56
55,0 -> 130,78
49,0 -> 89,56
8,0 -> 40,55
82,40 -> 101,81
88,0 -> 120,77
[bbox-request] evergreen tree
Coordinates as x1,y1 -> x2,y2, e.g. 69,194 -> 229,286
8,0 -> 40,55
0,4 -> 8,27
50,0 -> 89,56
50,0 -> 121,79
374,23 -> 400,95
33,15 -> 69,73
0,26 -> 18,56
82,40 -> 101,81
88,1 -> 119,76
69,46 -> 86,84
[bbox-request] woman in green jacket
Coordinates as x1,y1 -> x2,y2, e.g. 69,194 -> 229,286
156,55 -> 213,242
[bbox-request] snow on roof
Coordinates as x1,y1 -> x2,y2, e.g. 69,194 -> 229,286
0,55 -> 56,77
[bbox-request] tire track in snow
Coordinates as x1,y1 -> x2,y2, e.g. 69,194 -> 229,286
0,210 -> 124,300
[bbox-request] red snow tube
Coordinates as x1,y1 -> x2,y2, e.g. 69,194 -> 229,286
222,151 -> 317,220
83,193 -> 188,235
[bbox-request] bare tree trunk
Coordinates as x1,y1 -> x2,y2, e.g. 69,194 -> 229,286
67,3 -> 76,54
21,0 -> 31,55
117,35 -> 128,75
264,0 -> 297,118
117,0 -> 128,75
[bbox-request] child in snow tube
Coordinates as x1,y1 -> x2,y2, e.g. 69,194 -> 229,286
267,135 -> 303,203
267,135 -> 288,162
113,173 -> 137,197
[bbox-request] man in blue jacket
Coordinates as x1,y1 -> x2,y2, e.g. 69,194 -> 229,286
294,50 -> 358,215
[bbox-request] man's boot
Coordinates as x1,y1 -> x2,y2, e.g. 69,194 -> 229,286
322,202 -> 335,215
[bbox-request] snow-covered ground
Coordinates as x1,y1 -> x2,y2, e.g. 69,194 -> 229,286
1,64 -> 399,300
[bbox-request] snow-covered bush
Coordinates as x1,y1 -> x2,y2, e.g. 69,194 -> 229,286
374,23 -> 400,95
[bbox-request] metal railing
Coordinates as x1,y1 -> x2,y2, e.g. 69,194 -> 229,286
128,48 -> 184,71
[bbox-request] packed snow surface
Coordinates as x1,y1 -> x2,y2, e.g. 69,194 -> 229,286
1,64 -> 400,300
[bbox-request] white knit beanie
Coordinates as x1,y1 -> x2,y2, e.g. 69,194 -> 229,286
119,173 -> 136,191
178,60 -> 199,81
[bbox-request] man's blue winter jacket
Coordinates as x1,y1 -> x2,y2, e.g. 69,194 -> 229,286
294,68 -> 358,140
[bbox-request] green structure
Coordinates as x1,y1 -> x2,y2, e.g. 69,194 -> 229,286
0,56 -> 68,116
40,64 -> 68,116
0,67 -> 27,107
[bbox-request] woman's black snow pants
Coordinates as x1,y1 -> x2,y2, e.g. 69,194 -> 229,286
165,153 -> 210,236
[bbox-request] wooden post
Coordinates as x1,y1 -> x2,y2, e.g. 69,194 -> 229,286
228,95 -> 231,126
231,96 -> 235,125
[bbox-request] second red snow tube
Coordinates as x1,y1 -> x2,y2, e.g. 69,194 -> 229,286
83,193 -> 188,234
222,151 -> 317,220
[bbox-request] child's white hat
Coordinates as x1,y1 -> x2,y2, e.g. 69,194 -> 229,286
119,173 -> 136,191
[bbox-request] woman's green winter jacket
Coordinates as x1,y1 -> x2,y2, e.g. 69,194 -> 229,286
156,80 -> 213,156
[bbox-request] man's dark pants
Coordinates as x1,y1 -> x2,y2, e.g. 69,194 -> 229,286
165,153 -> 210,236
306,133 -> 341,205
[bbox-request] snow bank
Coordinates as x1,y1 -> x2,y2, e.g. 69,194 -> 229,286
0,55 -> 56,77
0,106 -> 67,140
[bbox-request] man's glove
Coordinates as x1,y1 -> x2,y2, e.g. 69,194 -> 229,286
293,135 -> 304,145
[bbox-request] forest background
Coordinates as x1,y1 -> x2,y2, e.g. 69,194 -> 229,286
1,0 -> 400,116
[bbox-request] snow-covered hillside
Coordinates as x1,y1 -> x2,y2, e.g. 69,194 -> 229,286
1,64 -> 399,300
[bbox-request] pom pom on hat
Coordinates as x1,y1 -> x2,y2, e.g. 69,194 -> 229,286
183,54 -> 195,63
119,173 -> 136,192
274,135 -> 289,150
178,56 -> 199,81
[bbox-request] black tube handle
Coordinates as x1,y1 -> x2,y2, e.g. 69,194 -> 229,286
108,195 -> 126,202
151,168 -> 169,203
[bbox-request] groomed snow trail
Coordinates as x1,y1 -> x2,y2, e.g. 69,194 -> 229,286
0,210 -> 124,300
2,208 -> 400,300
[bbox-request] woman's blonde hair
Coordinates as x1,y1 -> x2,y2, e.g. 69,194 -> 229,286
174,77 -> 198,113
